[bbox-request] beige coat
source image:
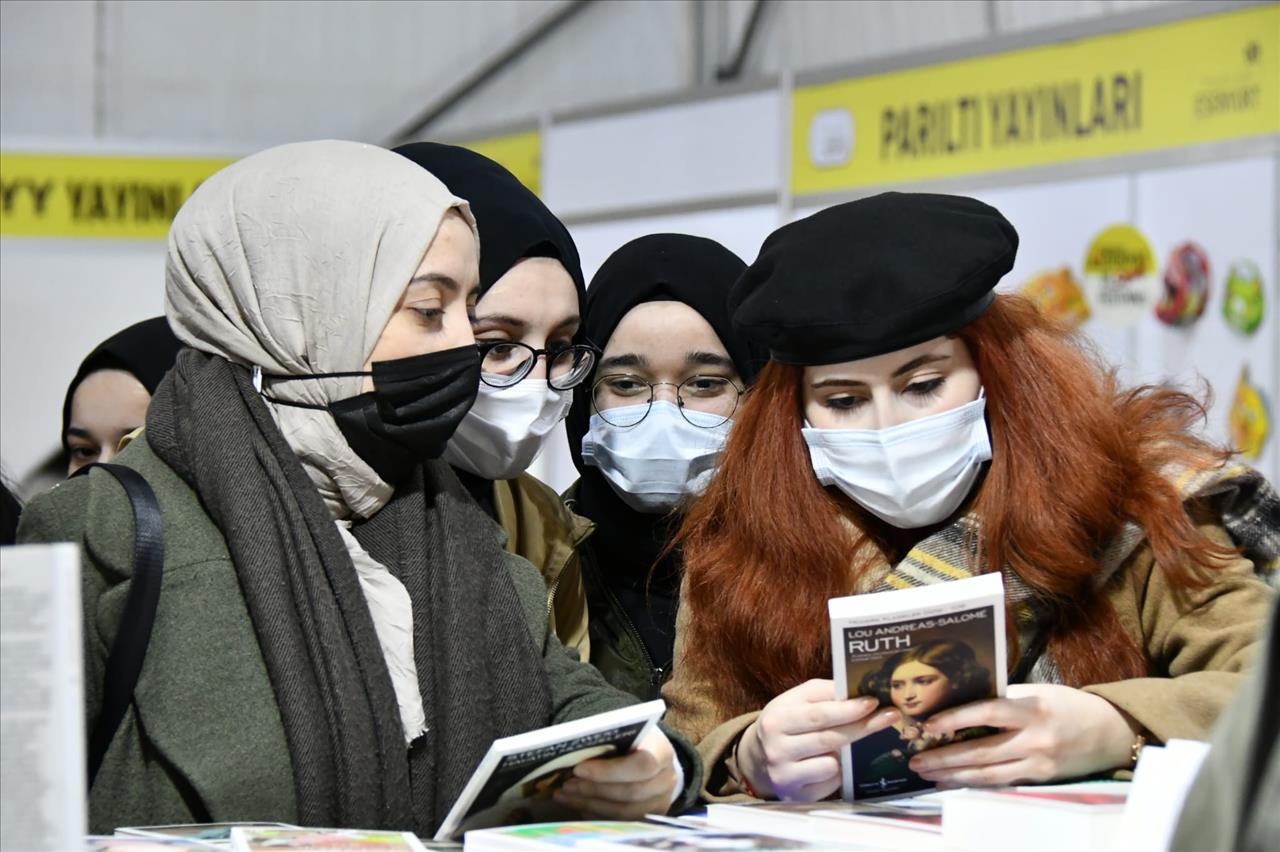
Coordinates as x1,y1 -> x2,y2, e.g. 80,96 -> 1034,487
664,510 -> 1276,800
491,473 -> 594,659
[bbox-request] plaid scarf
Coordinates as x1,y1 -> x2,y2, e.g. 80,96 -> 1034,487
870,462 -> 1280,684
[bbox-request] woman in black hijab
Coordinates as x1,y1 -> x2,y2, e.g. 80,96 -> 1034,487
62,317 -> 184,475
394,142 -> 599,656
565,234 -> 765,699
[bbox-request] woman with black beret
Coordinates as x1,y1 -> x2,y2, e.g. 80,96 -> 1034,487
565,233 -> 766,700
664,192 -> 1278,802
395,142 -> 598,656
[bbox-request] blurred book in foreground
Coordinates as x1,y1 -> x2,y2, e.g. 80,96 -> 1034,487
0,543 -> 86,851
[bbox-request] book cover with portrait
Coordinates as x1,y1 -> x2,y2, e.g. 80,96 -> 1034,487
829,573 -> 1007,801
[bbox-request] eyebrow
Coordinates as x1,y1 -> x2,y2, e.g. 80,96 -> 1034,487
473,313 -> 581,333
473,312 -> 527,329
599,353 -> 647,371
65,427 -> 92,440
408,272 -> 460,293
809,353 -> 952,389
891,353 -> 951,378
686,351 -> 735,369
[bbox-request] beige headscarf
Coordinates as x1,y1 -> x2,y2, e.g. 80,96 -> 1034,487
165,139 -> 477,743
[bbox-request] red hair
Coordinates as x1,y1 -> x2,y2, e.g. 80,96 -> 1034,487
677,294 -> 1235,720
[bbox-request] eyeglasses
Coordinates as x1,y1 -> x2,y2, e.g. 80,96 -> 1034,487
477,340 -> 598,390
591,374 -> 744,427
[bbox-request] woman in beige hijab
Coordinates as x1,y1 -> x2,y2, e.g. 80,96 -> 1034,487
19,140 -> 695,834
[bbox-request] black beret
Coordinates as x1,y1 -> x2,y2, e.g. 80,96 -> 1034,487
730,192 -> 1018,365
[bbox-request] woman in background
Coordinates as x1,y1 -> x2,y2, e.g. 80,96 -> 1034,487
565,234 -> 766,699
394,142 -> 596,656
62,316 -> 183,474
665,192 -> 1277,802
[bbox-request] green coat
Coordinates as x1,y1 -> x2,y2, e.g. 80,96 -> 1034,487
18,435 -> 700,833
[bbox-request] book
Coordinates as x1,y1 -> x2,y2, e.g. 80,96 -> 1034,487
229,827 -> 428,851
0,543 -> 86,851
1114,740 -> 1210,852
88,839 -> 218,851
462,821 -> 668,851
942,782 -> 1130,850
117,822 -> 298,845
462,821 -> 833,851
704,798 -> 944,849
829,572 -> 1007,801
435,701 -> 666,841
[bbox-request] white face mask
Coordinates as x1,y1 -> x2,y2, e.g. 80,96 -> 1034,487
801,394 -> 991,529
443,377 -> 573,481
580,401 -> 731,514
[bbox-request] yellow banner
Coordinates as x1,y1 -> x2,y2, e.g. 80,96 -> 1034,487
792,5 -> 1280,196
458,129 -> 541,196
0,152 -> 235,240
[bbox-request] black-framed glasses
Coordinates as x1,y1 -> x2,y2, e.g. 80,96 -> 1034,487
591,374 -> 744,427
477,340 -> 598,390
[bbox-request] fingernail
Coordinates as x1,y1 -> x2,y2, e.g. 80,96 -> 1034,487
855,696 -> 879,710
876,709 -> 899,725
560,780 -> 580,795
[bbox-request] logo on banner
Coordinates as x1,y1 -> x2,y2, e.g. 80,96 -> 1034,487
1230,365 -> 1271,460
1019,266 -> 1091,328
808,108 -> 855,168
1156,241 -> 1211,327
1222,259 -> 1265,335
1083,225 -> 1158,327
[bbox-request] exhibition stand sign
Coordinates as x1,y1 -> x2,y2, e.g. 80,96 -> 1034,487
791,4 -> 1280,196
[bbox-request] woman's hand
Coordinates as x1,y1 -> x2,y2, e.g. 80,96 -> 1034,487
737,679 -> 900,802
553,730 -> 679,819
908,684 -> 1137,786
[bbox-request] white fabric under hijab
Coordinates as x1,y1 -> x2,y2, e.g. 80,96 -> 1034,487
165,139 -> 478,744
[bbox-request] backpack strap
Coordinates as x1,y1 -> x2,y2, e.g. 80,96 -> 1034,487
73,462 -> 164,787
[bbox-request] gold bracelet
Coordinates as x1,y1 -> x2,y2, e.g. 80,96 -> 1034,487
1129,732 -> 1147,768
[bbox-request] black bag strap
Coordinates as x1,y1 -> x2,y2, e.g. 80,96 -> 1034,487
73,462 -> 164,787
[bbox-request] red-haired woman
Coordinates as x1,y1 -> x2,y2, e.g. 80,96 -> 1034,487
663,193 -> 1279,802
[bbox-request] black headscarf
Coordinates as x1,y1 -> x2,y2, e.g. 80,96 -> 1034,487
61,316 -> 184,452
566,234 -> 765,669
393,142 -> 588,510
393,142 -> 585,305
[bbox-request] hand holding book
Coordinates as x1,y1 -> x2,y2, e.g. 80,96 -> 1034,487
552,729 -> 680,819
736,679 -> 902,802
906,683 -> 1139,787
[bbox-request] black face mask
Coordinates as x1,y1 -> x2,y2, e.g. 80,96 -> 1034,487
259,344 -> 481,483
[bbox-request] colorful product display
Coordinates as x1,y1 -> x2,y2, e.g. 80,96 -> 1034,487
1082,225 -> 1159,327
1155,242 -> 1210,327
1019,266 -> 1091,328
1222,260 -> 1265,335
1229,366 -> 1272,461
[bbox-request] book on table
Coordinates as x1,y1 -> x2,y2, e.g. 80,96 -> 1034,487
229,827 -> 428,851
829,572 -> 1007,801
941,781 -> 1131,851
704,797 -> 945,849
462,820 -> 839,851
435,700 -> 666,841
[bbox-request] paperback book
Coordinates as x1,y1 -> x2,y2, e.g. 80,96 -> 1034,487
829,572 -> 1007,801
229,827 -> 427,851
463,821 -> 832,851
436,700 -> 666,841
704,798 -> 945,850
941,782 -> 1130,851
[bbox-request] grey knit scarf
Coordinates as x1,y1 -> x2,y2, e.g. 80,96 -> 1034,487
146,349 -> 553,833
